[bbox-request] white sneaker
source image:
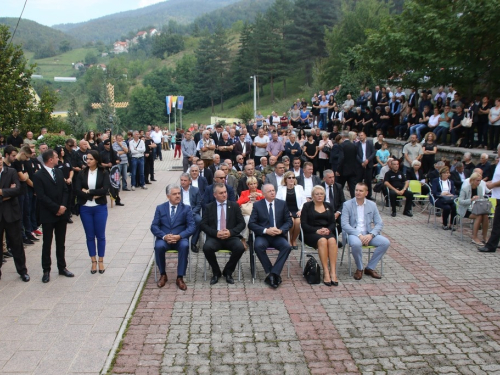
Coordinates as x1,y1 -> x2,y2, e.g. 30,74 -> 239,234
141,186 -> 148,190
131,186 -> 135,191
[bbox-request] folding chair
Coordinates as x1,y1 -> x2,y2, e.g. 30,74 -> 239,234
340,232 -> 383,276
251,232 -> 291,284
153,235 -> 192,282
408,180 -> 430,212
383,186 -> 405,213
489,198 -> 497,226
299,226 -> 339,269
451,198 -> 474,240
427,190 -> 442,228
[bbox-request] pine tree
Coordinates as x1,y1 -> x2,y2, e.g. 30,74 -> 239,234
96,86 -> 121,133
66,97 -> 86,138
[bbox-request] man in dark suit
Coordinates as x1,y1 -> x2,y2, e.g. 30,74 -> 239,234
32,149 -> 74,283
211,124 -> 224,145
356,131 -> 376,200
0,158 -> 30,282
371,85 -> 382,108
237,164 -> 263,196
408,88 -> 418,109
233,134 -> 252,163
338,132 -> 359,198
201,183 -> 245,285
189,165 -> 208,196
208,154 -> 221,176
322,169 -> 346,242
180,173 -> 203,253
248,184 -> 293,288
450,162 -> 469,192
203,170 -> 236,209
296,162 -> 321,200
151,184 -> 196,290
196,159 -> 213,185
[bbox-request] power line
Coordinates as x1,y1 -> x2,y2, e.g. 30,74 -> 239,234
8,0 -> 29,45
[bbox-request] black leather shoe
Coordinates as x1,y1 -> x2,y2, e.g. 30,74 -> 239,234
224,273 -> 234,284
58,268 -> 75,277
151,179 -> 157,181
42,272 -> 50,283
264,274 -> 278,288
3,250 -> 13,258
122,188 -> 131,191
27,234 -> 39,241
191,245 -> 199,253
115,202 -> 125,206
210,274 -> 220,285
391,211 -> 396,217
331,281 -> 339,286
20,274 -> 30,282
23,238 -> 34,245
274,273 -> 282,287
67,218 -> 74,224
145,181 -> 152,184
403,211 -> 413,217
478,246 -> 496,253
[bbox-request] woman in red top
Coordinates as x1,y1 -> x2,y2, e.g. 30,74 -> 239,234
237,177 -> 264,249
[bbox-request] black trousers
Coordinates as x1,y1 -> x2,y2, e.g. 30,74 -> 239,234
489,126 -> 500,150
358,166 -> 374,199
339,174 -> 357,199
486,198 -> 500,250
203,236 -> 245,276
0,219 -> 27,276
144,155 -> 154,182
388,189 -> 413,213
41,219 -> 67,272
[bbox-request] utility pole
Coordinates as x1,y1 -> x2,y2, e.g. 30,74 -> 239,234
251,75 -> 257,119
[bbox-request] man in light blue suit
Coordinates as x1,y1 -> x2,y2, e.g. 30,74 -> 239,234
180,173 -> 203,253
151,184 -> 196,290
341,182 -> 390,280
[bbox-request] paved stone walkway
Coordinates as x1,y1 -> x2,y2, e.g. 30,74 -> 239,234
111,182 -> 500,374
0,152 -> 180,375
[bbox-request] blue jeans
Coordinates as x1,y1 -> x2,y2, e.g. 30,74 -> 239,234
319,113 -> 327,130
433,126 -> 449,144
80,204 -> 108,257
117,163 -> 128,190
130,157 -> 145,187
155,144 -> 162,160
410,124 -> 428,140
348,234 -> 390,271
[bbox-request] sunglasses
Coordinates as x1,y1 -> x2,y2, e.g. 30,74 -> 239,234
287,176 -> 296,179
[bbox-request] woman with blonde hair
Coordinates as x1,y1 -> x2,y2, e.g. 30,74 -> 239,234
301,185 -> 339,286
237,176 -> 264,248
276,171 -> 307,249
458,173 -> 490,245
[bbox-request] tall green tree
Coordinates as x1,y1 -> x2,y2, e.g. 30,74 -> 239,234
96,86 -> 121,133
359,0 -> 500,96
194,31 -> 218,113
211,24 -> 232,111
125,86 -> 164,128
0,25 -> 36,132
66,97 -> 86,138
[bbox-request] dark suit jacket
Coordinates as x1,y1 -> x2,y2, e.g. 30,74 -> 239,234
237,175 -> 263,196
211,131 -> 223,145
450,170 -> 469,191
233,141 -> 252,160
321,182 -> 345,213
296,174 -> 322,189
431,177 -> 456,201
339,140 -> 358,177
356,140 -> 376,168
200,200 -> 245,239
406,168 -> 425,182
181,186 -> 202,215
371,90 -> 382,107
150,202 -> 196,240
208,163 -> 220,176
191,176 -> 208,196
248,198 -> 293,239
0,167 -> 22,222
408,92 -> 418,108
33,167 -> 69,223
203,184 -> 236,209
301,201 -> 337,234
199,167 -> 213,185
74,168 -> 110,206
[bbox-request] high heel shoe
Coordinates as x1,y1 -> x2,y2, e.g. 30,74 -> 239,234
90,261 -> 97,274
98,260 -> 105,274
323,280 -> 332,286
331,280 -> 339,286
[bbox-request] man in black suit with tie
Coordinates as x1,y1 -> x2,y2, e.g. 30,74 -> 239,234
249,184 -> 293,288
371,85 -> 381,108
33,149 -> 74,283
322,169 -> 346,243
201,183 -> 245,285
0,158 -> 30,282
356,131 -> 376,200
196,159 -> 213,185
338,132 -> 359,198
180,173 -> 203,253
408,88 -> 418,109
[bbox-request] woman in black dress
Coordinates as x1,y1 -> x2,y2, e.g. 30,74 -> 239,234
421,132 -> 437,175
301,185 -> 339,286
302,133 -> 318,173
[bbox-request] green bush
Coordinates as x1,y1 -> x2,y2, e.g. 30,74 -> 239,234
237,103 -> 254,125
36,133 -> 72,149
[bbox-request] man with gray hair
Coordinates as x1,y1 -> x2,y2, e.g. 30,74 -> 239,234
477,153 -> 492,181
180,173 -> 202,253
181,130 -> 197,172
463,152 -> 475,175
151,184 -> 196,290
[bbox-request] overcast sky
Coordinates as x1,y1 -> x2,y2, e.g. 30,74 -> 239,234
4,0 -> 164,27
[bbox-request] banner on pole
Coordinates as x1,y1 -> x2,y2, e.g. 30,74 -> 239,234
172,96 -> 178,108
177,96 -> 184,110
166,96 -> 172,115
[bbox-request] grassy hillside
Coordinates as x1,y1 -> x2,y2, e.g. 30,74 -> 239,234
52,0 -> 240,43
0,17 -> 79,52
31,47 -> 105,80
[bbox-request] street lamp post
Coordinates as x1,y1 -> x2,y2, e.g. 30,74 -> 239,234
250,75 -> 257,119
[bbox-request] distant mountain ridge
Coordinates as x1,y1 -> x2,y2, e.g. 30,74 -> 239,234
52,0 -> 241,43
0,17 -> 79,52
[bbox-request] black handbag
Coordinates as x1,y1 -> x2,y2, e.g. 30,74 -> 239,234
303,255 -> 321,284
